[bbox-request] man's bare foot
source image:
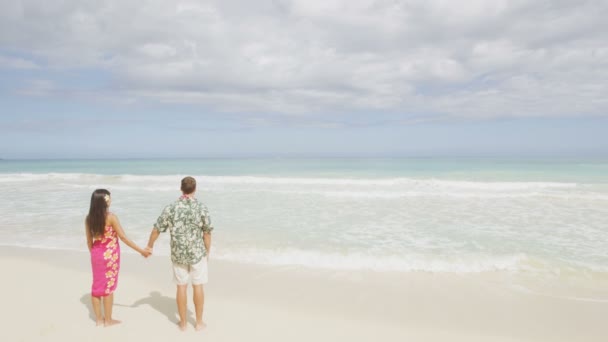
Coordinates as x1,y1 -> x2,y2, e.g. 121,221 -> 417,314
104,319 -> 122,327
195,321 -> 207,331
95,319 -> 104,327
178,322 -> 187,331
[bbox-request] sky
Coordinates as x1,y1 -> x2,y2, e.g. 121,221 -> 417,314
0,0 -> 607,159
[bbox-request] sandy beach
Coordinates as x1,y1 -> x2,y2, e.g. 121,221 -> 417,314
0,246 -> 606,342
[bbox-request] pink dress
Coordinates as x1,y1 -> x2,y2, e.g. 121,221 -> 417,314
90,224 -> 121,297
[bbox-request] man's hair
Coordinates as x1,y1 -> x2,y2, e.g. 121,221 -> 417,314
181,176 -> 197,194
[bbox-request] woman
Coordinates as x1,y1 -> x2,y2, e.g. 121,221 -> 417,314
85,189 -> 150,327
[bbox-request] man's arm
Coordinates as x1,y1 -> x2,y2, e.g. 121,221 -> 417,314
201,205 -> 213,259
148,204 -> 172,253
147,228 -> 161,252
203,232 -> 212,259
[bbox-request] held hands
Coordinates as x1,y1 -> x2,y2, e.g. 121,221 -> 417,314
143,246 -> 154,258
141,247 -> 152,258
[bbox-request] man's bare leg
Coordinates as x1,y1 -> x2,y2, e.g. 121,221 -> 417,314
176,285 -> 188,331
193,284 -> 206,330
103,293 -> 121,327
91,295 -> 104,326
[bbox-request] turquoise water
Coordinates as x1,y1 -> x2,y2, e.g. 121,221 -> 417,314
1,158 -> 608,181
0,158 -> 607,274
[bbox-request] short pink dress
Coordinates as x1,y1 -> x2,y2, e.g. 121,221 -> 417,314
90,224 -> 121,297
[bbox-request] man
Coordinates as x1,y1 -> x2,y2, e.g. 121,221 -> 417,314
146,176 -> 214,331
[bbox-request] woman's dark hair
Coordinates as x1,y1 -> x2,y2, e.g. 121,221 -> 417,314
87,189 -> 111,238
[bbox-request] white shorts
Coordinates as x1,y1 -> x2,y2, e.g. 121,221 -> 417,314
172,257 -> 208,285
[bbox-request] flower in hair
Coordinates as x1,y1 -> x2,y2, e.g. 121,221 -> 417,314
104,194 -> 110,203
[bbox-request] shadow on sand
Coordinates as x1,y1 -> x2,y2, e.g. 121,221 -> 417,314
79,293 -> 129,322
132,291 -> 193,325
80,293 -> 96,322
80,291 -> 193,325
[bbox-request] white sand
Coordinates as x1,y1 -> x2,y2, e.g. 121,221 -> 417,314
1,246 -> 607,342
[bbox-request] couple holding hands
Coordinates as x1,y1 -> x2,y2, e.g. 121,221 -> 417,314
85,176 -> 213,331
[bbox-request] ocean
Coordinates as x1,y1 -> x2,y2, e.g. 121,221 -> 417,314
1,158 -> 607,277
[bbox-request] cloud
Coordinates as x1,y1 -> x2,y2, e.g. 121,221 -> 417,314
16,79 -> 56,96
0,117 -> 144,134
0,55 -> 38,69
0,0 -> 607,122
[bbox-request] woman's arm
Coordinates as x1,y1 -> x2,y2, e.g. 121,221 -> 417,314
110,214 -> 150,257
85,218 -> 93,252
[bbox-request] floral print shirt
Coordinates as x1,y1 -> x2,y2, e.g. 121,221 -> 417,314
154,196 -> 214,265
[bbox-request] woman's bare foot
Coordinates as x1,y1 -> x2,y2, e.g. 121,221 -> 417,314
104,319 -> 122,327
195,321 -> 207,331
95,319 -> 105,327
178,321 -> 187,331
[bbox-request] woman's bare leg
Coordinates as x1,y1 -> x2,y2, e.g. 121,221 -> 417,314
91,295 -> 104,326
103,293 -> 121,327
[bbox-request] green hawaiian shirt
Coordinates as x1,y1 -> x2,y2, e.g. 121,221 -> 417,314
154,196 -> 214,265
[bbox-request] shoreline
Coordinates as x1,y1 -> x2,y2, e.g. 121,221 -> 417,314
3,242 -> 607,277
1,246 -> 607,341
